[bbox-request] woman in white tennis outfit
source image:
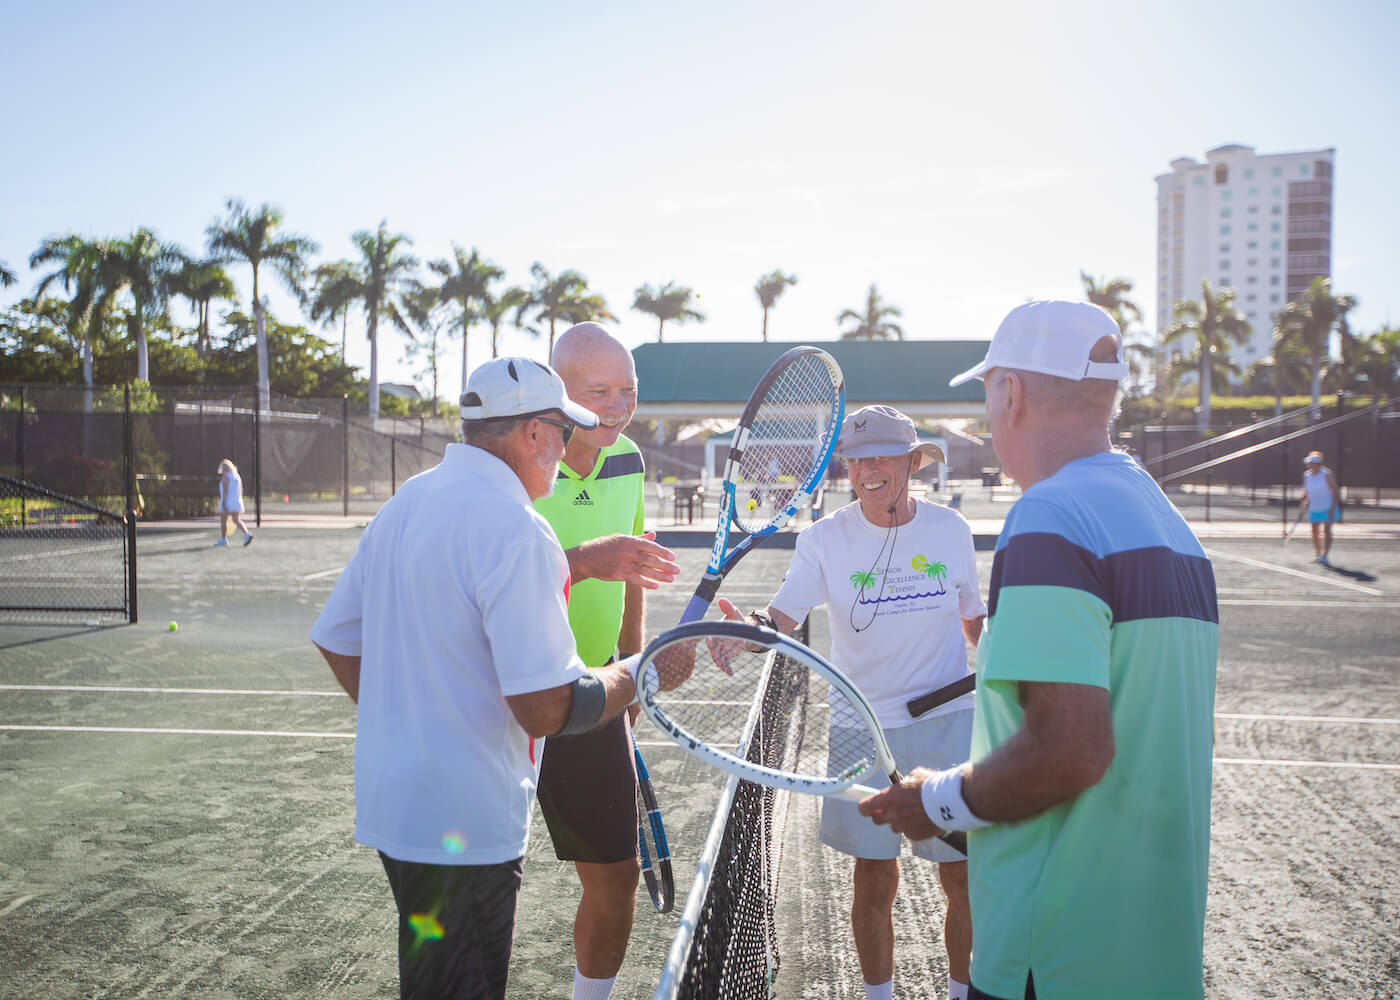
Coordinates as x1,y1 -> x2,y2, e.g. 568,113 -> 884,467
215,458 -> 253,547
1299,450 -> 1339,564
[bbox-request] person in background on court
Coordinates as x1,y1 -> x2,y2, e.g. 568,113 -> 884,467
532,322 -> 680,1000
214,458 -> 253,547
1299,450 -> 1341,565
860,301 -> 1219,1000
310,357 -> 643,1000
718,404 -> 985,1000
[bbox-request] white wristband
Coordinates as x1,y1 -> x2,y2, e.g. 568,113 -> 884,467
920,766 -> 992,832
620,652 -> 643,706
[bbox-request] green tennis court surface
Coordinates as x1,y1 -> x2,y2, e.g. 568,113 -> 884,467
1,525 -> 1397,998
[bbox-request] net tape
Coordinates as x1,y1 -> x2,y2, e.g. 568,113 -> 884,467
655,620 -> 810,1000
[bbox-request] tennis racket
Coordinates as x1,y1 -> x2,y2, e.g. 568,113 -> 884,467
907,673 -> 976,719
634,620 -> 967,857
633,735 -> 674,913
680,346 -> 845,623
1283,507 -> 1306,545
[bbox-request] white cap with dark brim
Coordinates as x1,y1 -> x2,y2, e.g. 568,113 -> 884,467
950,299 -> 1130,387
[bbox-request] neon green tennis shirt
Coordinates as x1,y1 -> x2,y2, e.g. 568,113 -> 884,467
969,453 -> 1218,1000
534,435 -> 646,667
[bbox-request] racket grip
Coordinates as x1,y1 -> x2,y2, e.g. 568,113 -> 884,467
907,674 -> 976,718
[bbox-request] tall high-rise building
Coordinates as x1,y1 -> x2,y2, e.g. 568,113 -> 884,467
1155,143 -> 1334,372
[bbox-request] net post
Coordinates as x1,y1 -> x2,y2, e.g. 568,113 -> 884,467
17,385 -> 25,528
1335,390 -> 1345,514
342,394 -> 350,518
253,385 -> 263,527
391,435 -> 397,496
123,384 -> 134,519
126,508 -> 139,624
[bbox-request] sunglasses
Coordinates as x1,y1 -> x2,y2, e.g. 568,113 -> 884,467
536,416 -> 575,446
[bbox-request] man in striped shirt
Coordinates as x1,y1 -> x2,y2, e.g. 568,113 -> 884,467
861,300 -> 1219,1000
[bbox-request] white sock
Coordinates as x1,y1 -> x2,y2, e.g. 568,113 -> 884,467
572,968 -> 615,1000
948,977 -> 969,1000
862,979 -> 893,1000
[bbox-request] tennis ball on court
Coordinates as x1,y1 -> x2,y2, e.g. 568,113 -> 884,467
167,621 -> 178,632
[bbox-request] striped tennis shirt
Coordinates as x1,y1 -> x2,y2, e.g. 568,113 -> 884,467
968,451 -> 1218,1000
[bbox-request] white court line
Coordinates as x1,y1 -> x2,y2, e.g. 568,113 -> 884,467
1203,547 -> 1383,596
301,567 -> 344,581
0,684 -> 346,697
1220,599 -> 1400,608
1217,712 -> 1400,726
0,724 -> 352,738
1214,757 -> 1400,771
4,728 -> 1395,770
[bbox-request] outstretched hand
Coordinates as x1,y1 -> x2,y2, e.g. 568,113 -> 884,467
858,768 -> 946,841
572,532 -> 680,589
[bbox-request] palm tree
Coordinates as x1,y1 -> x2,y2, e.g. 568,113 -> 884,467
632,282 -> 705,342
1278,277 -> 1357,418
523,263 -> 615,359
1079,271 -> 1142,334
30,234 -> 110,393
0,260 -> 16,287
838,284 -> 903,340
754,270 -> 798,342
206,199 -> 318,411
167,257 -> 237,363
1247,324 -> 1311,416
325,222 -> 420,423
482,284 -> 532,359
307,259 -> 363,361
849,570 -> 877,590
1163,279 -> 1251,429
1348,326 -> 1399,397
401,279 -> 449,416
99,229 -> 184,382
430,245 -> 503,395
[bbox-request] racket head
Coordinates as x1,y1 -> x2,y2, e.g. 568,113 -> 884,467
635,620 -> 897,797
724,346 -> 844,536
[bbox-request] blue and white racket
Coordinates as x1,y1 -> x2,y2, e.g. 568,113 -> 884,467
680,346 -> 845,624
633,736 -> 674,912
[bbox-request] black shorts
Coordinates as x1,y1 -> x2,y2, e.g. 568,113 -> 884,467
378,852 -> 523,1000
536,710 -> 639,864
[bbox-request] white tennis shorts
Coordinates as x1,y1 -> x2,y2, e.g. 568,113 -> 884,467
819,708 -> 974,864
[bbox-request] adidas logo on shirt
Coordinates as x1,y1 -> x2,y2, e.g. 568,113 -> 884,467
573,490 -> 593,506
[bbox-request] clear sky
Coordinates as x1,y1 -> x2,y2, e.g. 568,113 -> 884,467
2,0 -> 1396,396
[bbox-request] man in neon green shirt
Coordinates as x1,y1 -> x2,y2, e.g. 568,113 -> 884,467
534,322 -> 680,1000
862,301 -> 1218,1000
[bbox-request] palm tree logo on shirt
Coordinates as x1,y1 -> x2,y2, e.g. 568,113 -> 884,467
910,554 -> 948,596
849,570 -> 878,590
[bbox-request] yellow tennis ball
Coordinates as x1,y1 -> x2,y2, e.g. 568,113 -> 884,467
746,498 -> 758,512
168,621 -> 178,632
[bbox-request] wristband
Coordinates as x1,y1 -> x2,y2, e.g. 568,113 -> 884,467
556,672 -> 607,736
919,765 -> 992,832
749,610 -> 776,630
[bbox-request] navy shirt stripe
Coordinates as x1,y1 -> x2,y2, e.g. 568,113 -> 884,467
990,531 -> 1218,624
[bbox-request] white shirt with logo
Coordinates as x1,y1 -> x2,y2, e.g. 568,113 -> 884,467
771,498 -> 986,729
311,443 -> 588,865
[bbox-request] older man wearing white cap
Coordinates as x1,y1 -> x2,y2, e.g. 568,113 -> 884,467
860,301 -> 1220,1000
719,403 -> 986,1000
312,356 -> 646,1000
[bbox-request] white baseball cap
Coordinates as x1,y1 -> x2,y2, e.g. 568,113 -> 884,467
949,299 -> 1130,387
835,405 -> 946,472
459,356 -> 600,428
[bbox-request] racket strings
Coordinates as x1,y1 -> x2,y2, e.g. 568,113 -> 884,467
643,635 -> 875,786
733,356 -> 841,534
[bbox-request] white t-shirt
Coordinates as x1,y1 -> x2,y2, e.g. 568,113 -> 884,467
771,498 -> 986,729
219,469 -> 244,513
310,443 -> 588,865
1304,467 -> 1335,512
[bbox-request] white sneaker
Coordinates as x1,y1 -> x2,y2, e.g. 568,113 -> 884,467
243,533 -> 254,547
213,539 -> 228,547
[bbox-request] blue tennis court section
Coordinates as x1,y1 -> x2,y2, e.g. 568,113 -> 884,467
1,521 -> 1397,998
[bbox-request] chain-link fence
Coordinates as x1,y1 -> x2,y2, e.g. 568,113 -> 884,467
0,384 -> 458,522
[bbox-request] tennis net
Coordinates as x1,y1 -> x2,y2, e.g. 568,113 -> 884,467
0,475 -> 136,625
653,619 -> 810,1000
